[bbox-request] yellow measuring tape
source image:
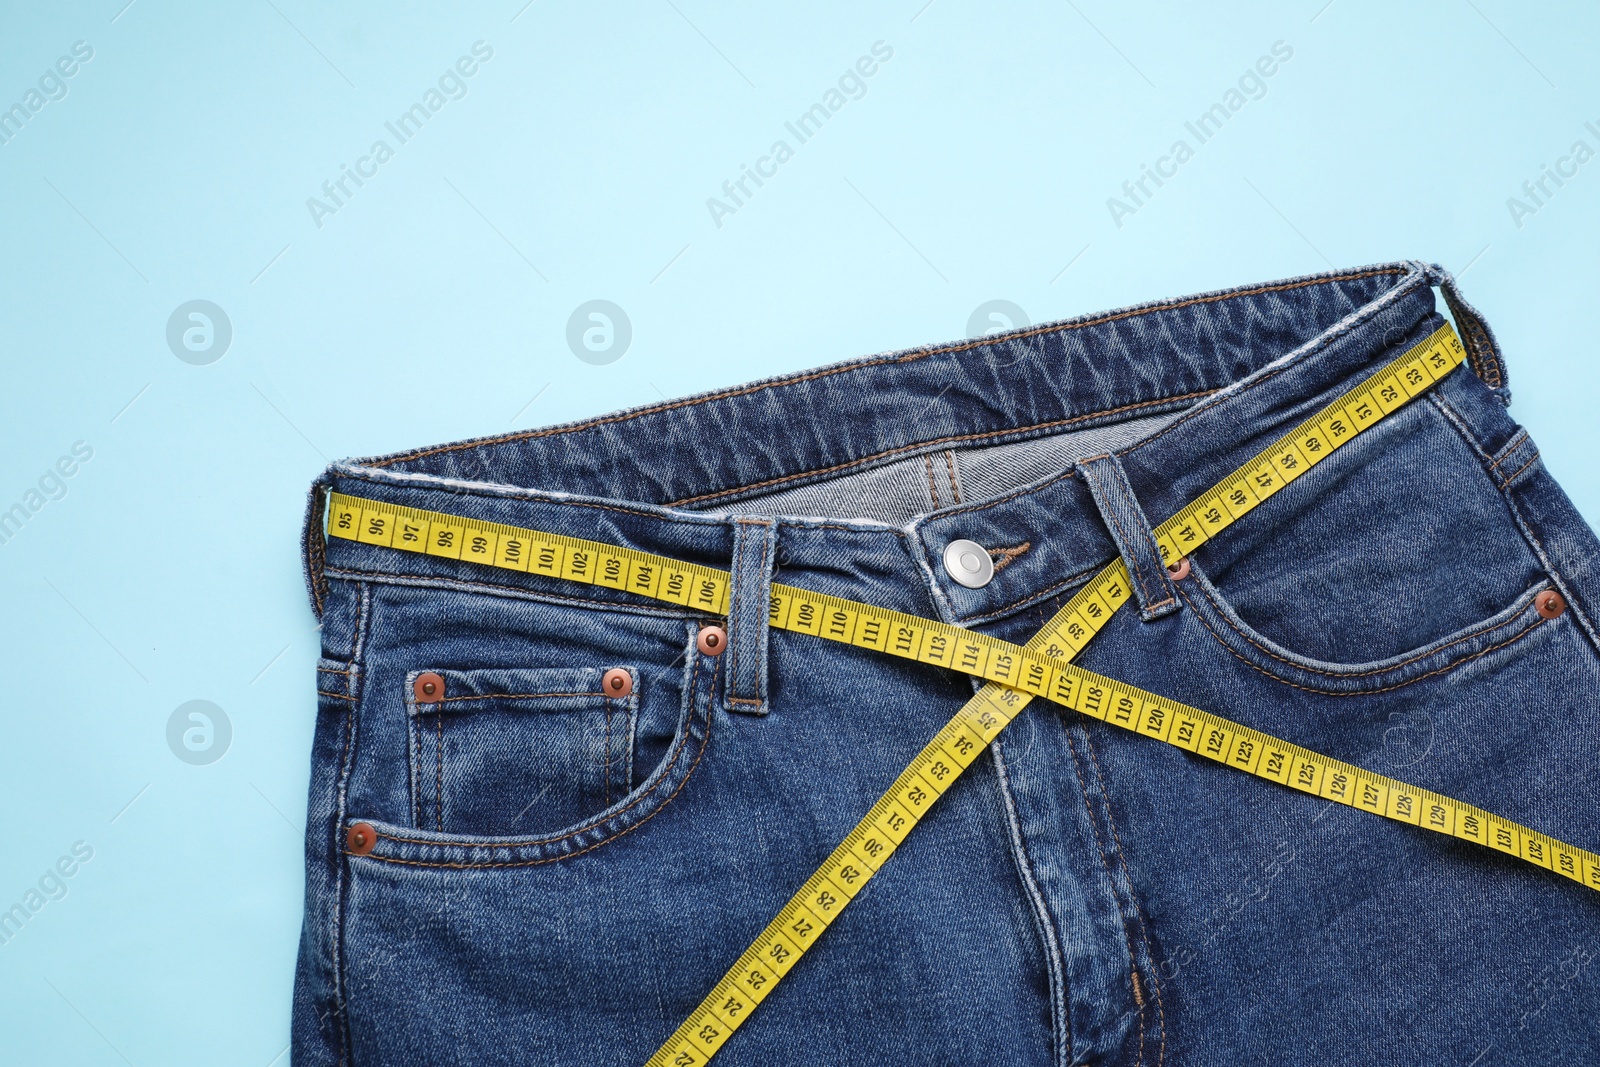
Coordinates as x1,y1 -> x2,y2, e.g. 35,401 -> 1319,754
324,322 -> 1598,1066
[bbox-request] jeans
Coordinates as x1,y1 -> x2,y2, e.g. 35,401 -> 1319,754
294,261 -> 1600,1065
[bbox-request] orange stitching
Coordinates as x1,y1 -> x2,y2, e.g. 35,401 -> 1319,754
1061,727 -> 1148,1065
317,690 -> 356,700
330,583 -> 368,1067
356,655 -> 711,866
726,696 -> 764,706
421,691 -> 608,702
435,706 -> 444,832
323,565 -> 703,616
1080,731 -> 1166,1065
374,654 -> 706,850
988,542 -> 1031,573
1124,279 -> 1441,463
1188,578 -> 1544,679
1500,451 -> 1541,489
924,453 -> 941,507
962,559 -> 1106,625
670,391 -> 1212,508
1448,295 -> 1502,389
1177,583 -> 1544,696
369,269 -> 1406,469
986,742 -> 1072,1060
944,450 -> 962,504
1486,430 -> 1529,474
318,666 -> 353,675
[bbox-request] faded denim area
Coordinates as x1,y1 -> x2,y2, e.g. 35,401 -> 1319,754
295,262 -> 1600,1066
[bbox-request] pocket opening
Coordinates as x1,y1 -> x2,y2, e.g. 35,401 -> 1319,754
1179,559 -> 1552,695
403,663 -> 667,837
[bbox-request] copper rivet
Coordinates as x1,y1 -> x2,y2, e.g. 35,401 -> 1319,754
413,672 -> 445,703
1167,557 -> 1191,581
697,625 -> 728,657
1536,589 -> 1566,619
347,822 -> 377,856
602,667 -> 634,698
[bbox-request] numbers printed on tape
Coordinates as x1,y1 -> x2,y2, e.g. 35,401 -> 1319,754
322,325 -> 1598,1067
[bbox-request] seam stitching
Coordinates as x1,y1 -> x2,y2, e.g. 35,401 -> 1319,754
1080,732 -> 1167,1066
668,392 -> 1211,508
330,583 -> 370,1067
322,566 -> 709,617
1178,583 -> 1545,695
333,471 -> 899,537
370,654 -> 706,852
1110,504 -> 1164,610
1486,429 -> 1530,473
415,691 -> 611,703
1061,725 -> 1148,1065
1429,393 -> 1600,655
1120,275 -> 1435,461
726,518 -> 772,711
406,689 -> 420,830
1189,579 -> 1545,678
959,560 -> 1106,626
1499,451 -> 1542,489
355,654 -> 711,867
1082,457 -> 1168,613
367,268 -> 1406,469
989,740 -> 1074,1065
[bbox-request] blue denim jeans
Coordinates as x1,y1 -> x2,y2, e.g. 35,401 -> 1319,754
295,262 -> 1600,1066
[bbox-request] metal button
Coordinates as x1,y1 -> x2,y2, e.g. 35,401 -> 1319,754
1167,557 -> 1191,581
346,822 -> 377,856
413,672 -> 445,703
697,625 -> 728,657
942,539 -> 994,589
602,667 -> 634,698
1536,589 -> 1566,619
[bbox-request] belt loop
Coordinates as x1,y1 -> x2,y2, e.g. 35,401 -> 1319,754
1421,262 -> 1508,396
724,516 -> 777,715
1077,453 -> 1179,622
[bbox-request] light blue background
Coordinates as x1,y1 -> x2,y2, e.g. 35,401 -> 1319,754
1,1 -> 1595,1062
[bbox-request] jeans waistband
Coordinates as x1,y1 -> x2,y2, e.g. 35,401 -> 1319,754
303,260 -> 1505,626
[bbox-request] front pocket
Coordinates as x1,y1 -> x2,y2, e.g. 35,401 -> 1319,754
406,665 -> 670,836
1178,559 -> 1554,695
1190,396 -> 1550,667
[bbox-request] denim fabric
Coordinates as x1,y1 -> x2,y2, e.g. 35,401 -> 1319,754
1077,453 -> 1178,621
295,261 -> 1600,1066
